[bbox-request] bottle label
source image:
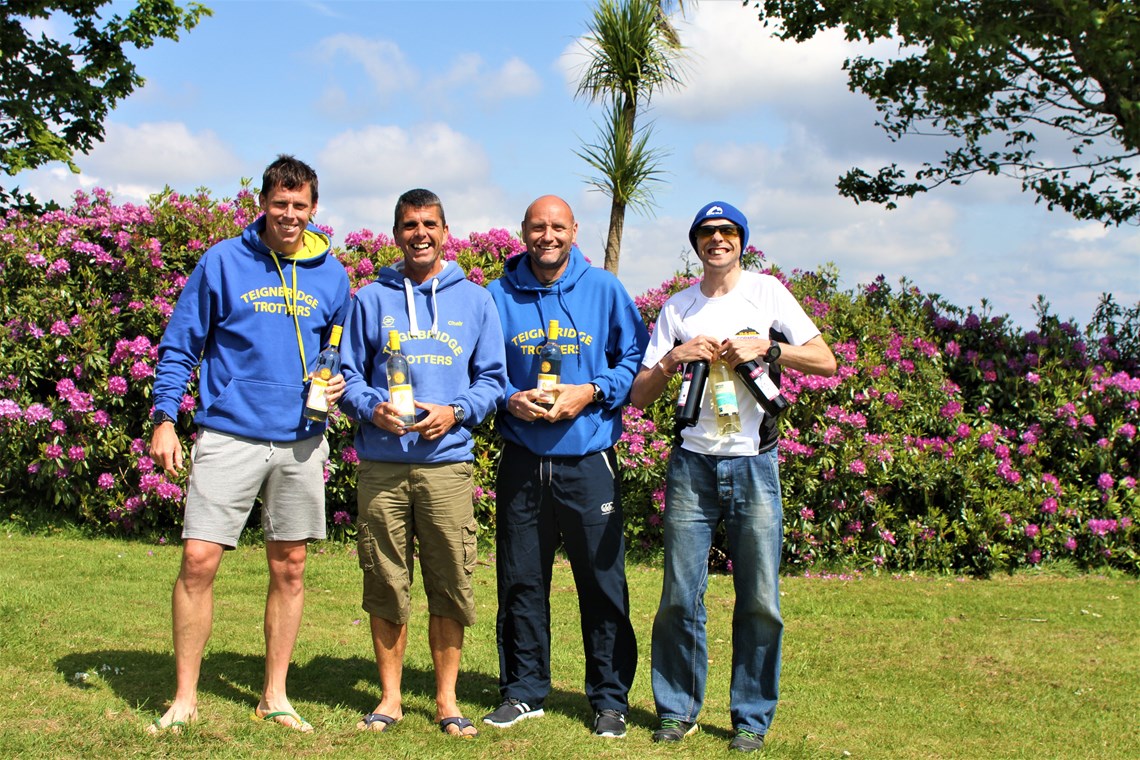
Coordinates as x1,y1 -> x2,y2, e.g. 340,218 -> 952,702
305,377 -> 329,414
537,373 -> 559,403
390,384 -> 415,418
714,380 -> 738,416
677,379 -> 692,407
756,372 -> 780,401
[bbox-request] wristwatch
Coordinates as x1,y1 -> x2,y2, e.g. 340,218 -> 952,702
763,343 -> 782,364
151,409 -> 175,426
590,383 -> 605,404
449,403 -> 466,425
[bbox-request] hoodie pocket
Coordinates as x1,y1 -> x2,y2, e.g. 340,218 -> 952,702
204,378 -> 301,430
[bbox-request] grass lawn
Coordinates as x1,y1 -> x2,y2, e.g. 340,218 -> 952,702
0,530 -> 1136,758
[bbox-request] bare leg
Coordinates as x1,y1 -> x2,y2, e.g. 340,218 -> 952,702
148,539 -> 224,732
253,540 -> 312,732
357,616 -> 407,730
431,614 -> 475,736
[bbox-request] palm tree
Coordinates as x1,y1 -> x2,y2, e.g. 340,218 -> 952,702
576,0 -> 688,274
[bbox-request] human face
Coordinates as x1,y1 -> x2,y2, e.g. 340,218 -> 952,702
522,196 -> 578,284
695,220 -> 742,274
259,183 -> 316,255
394,205 -> 448,283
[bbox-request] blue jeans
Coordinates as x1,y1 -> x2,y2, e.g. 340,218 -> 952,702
651,445 -> 784,735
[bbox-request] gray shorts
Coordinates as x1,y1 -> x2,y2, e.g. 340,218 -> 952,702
182,428 -> 329,548
356,460 -> 477,626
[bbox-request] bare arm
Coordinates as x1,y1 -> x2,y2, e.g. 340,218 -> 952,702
630,335 -> 721,409
719,334 -> 836,377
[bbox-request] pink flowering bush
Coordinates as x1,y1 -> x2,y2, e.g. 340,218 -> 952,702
1,187 -> 1137,574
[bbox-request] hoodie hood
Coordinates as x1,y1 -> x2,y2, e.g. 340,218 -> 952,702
242,217 -> 333,265
375,259 -> 467,336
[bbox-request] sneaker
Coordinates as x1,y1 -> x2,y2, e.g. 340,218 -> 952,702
652,718 -> 698,743
729,728 -> 765,752
593,709 -> 626,738
482,698 -> 544,727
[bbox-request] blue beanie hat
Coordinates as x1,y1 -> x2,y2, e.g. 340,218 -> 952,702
688,201 -> 749,252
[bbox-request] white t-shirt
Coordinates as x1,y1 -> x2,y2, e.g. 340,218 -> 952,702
642,271 -> 821,456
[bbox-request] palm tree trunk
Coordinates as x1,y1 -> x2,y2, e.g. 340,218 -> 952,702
605,199 -> 626,274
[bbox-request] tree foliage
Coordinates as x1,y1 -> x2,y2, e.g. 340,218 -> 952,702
575,0 -> 687,274
752,0 -> 1140,225
0,0 -> 211,205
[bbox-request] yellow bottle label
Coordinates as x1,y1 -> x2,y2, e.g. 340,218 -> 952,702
390,370 -> 406,384
390,385 -> 415,417
305,377 -> 330,414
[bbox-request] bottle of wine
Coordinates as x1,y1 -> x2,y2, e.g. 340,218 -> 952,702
536,319 -> 562,410
386,330 -> 416,426
710,360 -> 742,436
675,360 -> 709,428
735,343 -> 789,417
303,324 -> 343,423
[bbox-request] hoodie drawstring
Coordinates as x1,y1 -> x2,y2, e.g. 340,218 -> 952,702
269,251 -> 309,382
402,270 -> 442,337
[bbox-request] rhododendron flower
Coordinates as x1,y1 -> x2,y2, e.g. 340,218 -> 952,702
0,399 -> 21,419
107,376 -> 128,395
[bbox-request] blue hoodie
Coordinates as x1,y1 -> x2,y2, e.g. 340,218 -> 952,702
486,246 -> 648,457
152,217 -> 352,442
340,259 -> 507,464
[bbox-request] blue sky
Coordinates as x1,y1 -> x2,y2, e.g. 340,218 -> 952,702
15,0 -> 1140,328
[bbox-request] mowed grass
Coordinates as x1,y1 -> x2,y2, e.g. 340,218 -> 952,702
0,530 -> 1136,759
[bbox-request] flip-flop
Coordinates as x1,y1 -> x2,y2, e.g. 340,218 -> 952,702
439,716 -> 478,738
252,710 -> 313,732
358,712 -> 399,732
149,717 -> 187,733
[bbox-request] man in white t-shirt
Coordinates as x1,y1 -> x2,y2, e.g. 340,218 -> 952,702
631,201 -> 836,752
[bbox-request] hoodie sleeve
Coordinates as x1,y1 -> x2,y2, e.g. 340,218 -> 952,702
339,287 -> 387,422
151,256 -> 213,418
452,291 -> 507,425
591,277 -> 650,409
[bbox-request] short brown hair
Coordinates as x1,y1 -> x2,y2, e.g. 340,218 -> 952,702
261,154 -> 319,204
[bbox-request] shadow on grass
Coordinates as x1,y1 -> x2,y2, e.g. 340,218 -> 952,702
54,649 -> 656,731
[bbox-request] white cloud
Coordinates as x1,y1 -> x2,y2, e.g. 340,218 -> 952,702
478,57 -> 542,101
1052,224 -> 1112,243
316,123 -> 515,240
320,34 -> 417,96
16,121 -> 241,205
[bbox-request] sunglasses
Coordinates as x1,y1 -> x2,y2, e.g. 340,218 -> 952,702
694,224 -> 742,240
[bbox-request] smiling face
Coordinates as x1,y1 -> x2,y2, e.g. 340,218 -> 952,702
394,204 -> 448,283
522,195 -> 578,284
259,183 -> 316,255
694,221 -> 743,275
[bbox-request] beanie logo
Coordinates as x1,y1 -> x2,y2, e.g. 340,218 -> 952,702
705,206 -> 724,217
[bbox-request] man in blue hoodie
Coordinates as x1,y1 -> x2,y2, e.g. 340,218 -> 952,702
339,189 -> 506,739
147,155 -> 352,733
483,195 -> 649,738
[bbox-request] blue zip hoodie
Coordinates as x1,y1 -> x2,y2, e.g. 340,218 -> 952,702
152,217 -> 352,442
340,259 -> 507,464
486,245 -> 649,457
